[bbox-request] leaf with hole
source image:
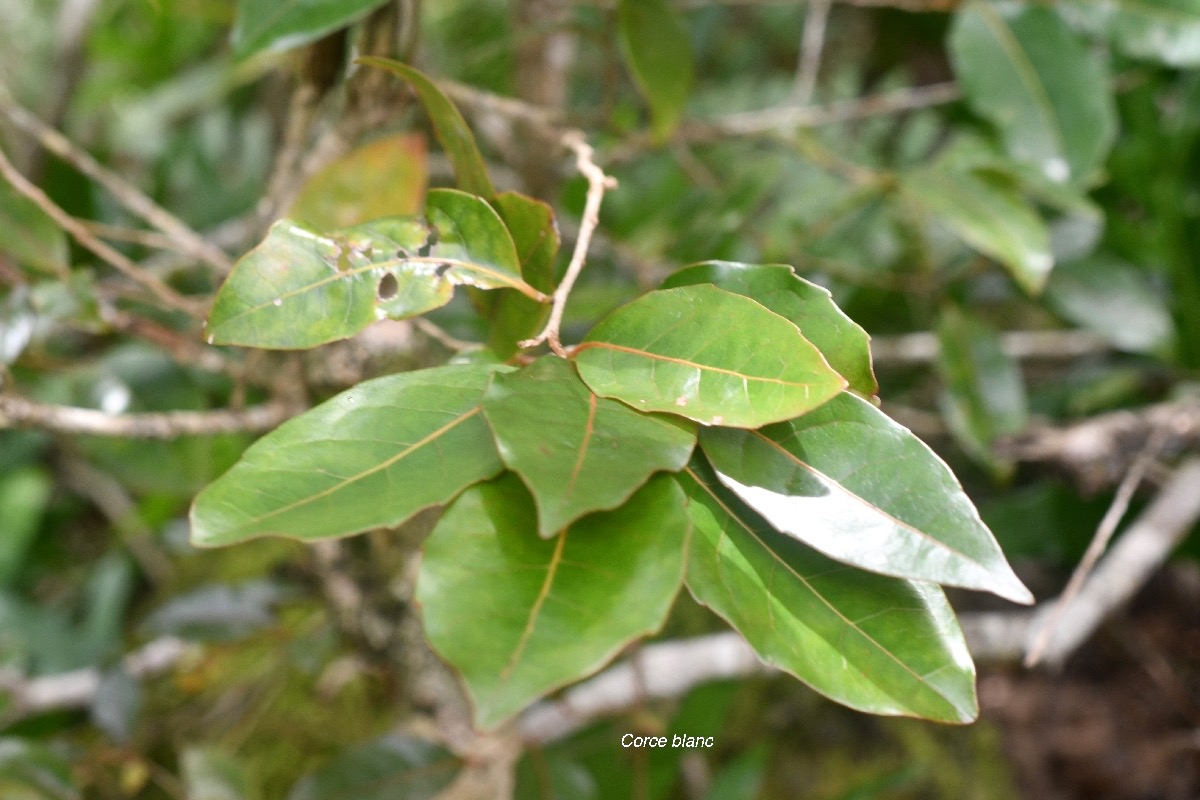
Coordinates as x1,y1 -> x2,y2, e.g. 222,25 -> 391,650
573,284 -> 846,428
699,393 -> 1032,603
483,357 -> 696,537
231,0 -> 389,59
678,458 -> 978,724
949,2 -> 1115,184
418,473 -> 689,728
662,261 -> 877,397
357,57 -> 496,199
206,189 -> 541,349
189,364 -> 507,547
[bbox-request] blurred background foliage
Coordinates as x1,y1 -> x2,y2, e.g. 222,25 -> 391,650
1,0 -> 1198,797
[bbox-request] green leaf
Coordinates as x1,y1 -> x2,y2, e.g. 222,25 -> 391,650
573,285 -> 846,428
0,177 -> 68,276
0,468 -> 51,587
949,2 -> 1116,184
418,473 -> 689,728
677,459 -> 978,724
483,357 -> 696,537
699,393 -> 1032,603
902,166 -> 1053,294
1046,255 -> 1176,356
181,747 -> 255,800
618,0 -> 695,141
486,192 -> 560,358
287,736 -> 459,800
232,0 -> 388,59
662,261 -> 877,397
207,189 -> 541,349
356,57 -> 496,199
288,133 -> 427,229
1062,0 -> 1200,67
189,364 -> 506,547
935,307 -> 1028,475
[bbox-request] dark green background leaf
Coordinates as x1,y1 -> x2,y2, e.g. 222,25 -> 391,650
486,192 -> 560,358
949,2 -> 1116,184
483,357 -> 695,536
190,364 -> 506,546
418,473 -> 689,728
574,285 -> 846,428
232,0 -> 389,59
618,0 -> 695,141
287,736 -> 459,800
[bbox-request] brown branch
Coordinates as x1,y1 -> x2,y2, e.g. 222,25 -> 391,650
520,131 -> 617,356
0,145 -> 204,318
1002,399 -> 1200,492
792,0 -> 832,104
0,86 -> 233,274
0,395 -> 296,439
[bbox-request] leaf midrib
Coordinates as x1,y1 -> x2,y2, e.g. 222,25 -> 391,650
573,342 -> 835,389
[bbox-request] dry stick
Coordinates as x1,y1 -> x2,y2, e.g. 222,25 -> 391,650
0,146 -> 203,319
1024,427 -> 1170,666
0,394 -> 294,439
0,88 -> 233,274
520,131 -> 617,356
792,0 -> 832,104
1031,458 -> 1200,666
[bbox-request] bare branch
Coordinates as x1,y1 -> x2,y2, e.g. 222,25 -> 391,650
871,329 -> 1111,366
0,145 -> 204,318
0,395 -> 296,439
1024,428 -> 1169,666
520,632 -> 769,744
520,131 -> 617,356
0,86 -> 233,274
0,637 -> 194,722
792,0 -> 832,104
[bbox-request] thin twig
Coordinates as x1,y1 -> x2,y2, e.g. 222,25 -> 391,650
871,329 -> 1111,366
0,395 -> 296,439
78,219 -> 180,250
0,145 -> 204,318
715,81 -> 960,135
1024,427 -> 1171,666
792,0 -> 832,104
0,86 -> 233,274
411,318 -> 479,352
520,131 -> 617,356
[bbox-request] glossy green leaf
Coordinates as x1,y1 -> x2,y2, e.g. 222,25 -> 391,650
486,192 -> 560,358
232,0 -> 388,59
902,166 -> 1053,294
207,189 -> 541,349
190,364 -> 506,547
0,177 -> 68,276
483,357 -> 696,537
1063,0 -> 1200,67
357,57 -> 495,199
662,261 -> 877,397
287,736 -> 459,800
618,0 -> 695,141
181,747 -> 255,800
677,459 -> 978,724
1046,255 -> 1176,356
573,285 -> 846,428
699,393 -> 1032,603
288,133 -> 427,229
949,2 -> 1116,184
935,307 -> 1028,475
419,473 -> 689,728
